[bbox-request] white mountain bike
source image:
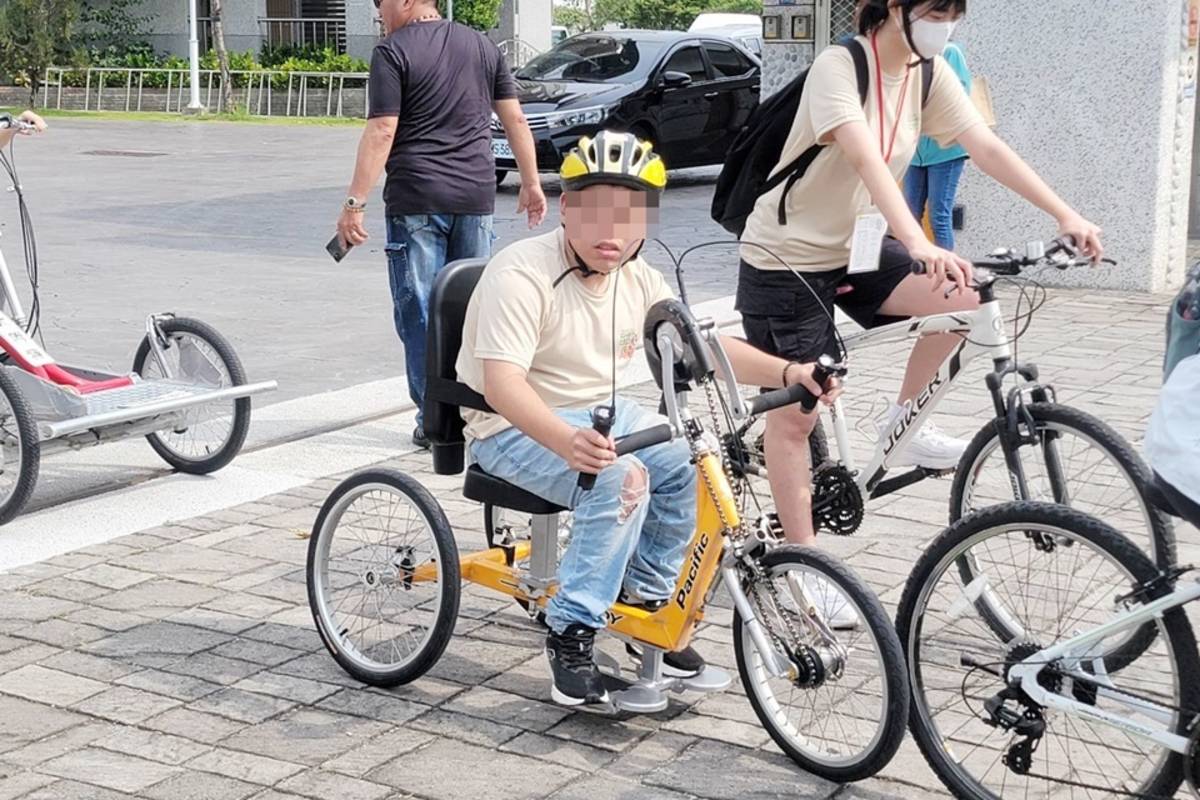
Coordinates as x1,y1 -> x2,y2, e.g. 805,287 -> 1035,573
896,487 -> 1200,799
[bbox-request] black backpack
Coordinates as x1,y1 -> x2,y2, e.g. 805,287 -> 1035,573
711,39 -> 934,237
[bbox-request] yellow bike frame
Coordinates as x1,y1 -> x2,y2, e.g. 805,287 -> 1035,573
435,448 -> 737,653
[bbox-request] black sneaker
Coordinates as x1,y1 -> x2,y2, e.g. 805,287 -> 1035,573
625,642 -> 707,679
411,426 -> 430,450
546,625 -> 609,707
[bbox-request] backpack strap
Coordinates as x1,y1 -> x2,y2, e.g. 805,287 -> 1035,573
774,40 -> 871,226
920,57 -> 934,107
843,38 -> 871,106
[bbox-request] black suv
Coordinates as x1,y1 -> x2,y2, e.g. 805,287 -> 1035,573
493,30 -> 761,184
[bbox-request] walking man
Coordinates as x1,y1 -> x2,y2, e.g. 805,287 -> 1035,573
337,0 -> 546,448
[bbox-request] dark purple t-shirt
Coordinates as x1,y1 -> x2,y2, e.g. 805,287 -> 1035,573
368,20 -> 517,216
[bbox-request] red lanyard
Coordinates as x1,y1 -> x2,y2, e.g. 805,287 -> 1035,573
870,33 -> 910,164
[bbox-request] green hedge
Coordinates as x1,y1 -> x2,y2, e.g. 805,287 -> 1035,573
49,44 -> 368,90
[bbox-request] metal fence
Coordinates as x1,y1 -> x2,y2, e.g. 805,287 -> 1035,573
497,38 -> 542,69
258,17 -> 347,52
42,67 -> 370,118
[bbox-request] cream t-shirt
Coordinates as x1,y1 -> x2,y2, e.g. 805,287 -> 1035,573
739,38 -> 984,272
457,228 -> 674,440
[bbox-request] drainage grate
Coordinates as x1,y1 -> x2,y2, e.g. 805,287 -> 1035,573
82,149 -> 168,158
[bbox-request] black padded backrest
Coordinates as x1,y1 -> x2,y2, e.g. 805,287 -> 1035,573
424,258 -> 492,475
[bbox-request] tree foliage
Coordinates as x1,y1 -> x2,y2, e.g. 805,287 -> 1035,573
554,0 -> 760,33
440,0 -> 502,31
0,0 -> 82,103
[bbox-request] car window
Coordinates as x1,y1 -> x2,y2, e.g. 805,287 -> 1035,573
662,46 -> 709,83
705,43 -> 754,78
516,36 -> 664,82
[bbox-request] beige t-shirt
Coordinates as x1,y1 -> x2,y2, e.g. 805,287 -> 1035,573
739,38 -> 984,272
457,228 -> 674,440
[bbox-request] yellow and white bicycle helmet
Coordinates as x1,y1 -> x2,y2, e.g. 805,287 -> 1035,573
559,130 -> 667,193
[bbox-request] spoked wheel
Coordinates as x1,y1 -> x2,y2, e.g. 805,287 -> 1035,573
132,317 -> 251,474
898,502 -> 1199,800
0,369 -> 39,525
951,403 -> 1175,669
307,468 -> 460,687
733,546 -> 908,782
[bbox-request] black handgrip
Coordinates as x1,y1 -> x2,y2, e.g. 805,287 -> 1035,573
614,424 -> 674,456
577,405 -> 615,491
911,260 -> 927,275
748,382 -> 817,417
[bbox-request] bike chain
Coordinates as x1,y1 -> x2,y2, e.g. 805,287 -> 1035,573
697,380 -> 813,677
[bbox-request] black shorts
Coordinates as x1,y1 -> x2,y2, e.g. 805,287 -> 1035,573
736,237 -> 916,363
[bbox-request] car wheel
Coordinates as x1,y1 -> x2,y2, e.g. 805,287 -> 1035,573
496,170 -> 507,187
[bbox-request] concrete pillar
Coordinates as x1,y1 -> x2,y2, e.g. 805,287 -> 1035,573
344,0 -> 379,61
495,0 -> 552,56
954,1 -> 1196,292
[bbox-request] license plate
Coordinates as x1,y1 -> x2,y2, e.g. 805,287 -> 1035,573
492,138 -> 514,160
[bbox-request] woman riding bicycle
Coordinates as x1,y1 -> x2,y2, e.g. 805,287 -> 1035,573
738,0 -> 1105,546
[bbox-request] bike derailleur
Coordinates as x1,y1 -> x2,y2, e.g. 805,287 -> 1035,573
982,686 -> 1046,776
811,464 -> 863,536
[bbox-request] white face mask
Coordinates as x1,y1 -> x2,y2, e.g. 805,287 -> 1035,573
905,16 -> 957,60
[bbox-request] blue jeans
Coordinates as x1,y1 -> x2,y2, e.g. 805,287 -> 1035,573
471,398 -> 696,633
386,213 -> 494,426
904,158 -> 966,250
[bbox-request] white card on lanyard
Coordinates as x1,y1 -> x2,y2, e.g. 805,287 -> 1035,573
848,210 -> 887,274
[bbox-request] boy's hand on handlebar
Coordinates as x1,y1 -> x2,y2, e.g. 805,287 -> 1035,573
1056,213 -> 1104,263
907,239 -> 972,294
563,427 -> 616,474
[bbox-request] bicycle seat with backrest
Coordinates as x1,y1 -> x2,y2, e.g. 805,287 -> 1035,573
424,258 -> 567,516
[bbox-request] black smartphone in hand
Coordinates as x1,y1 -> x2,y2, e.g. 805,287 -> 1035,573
326,234 -> 352,263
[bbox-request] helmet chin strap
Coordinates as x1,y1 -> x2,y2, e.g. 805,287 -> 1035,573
553,231 -> 645,288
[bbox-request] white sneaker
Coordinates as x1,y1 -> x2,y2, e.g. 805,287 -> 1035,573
877,405 -> 967,470
802,575 -> 859,631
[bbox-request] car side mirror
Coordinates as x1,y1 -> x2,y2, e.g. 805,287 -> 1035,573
660,70 -> 692,89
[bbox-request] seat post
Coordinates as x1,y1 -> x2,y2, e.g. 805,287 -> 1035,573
525,512 -> 560,594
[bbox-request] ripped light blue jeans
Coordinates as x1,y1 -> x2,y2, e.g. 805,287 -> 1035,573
386,213 -> 493,427
471,398 -> 696,633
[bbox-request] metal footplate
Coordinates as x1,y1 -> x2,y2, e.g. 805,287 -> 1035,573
592,646 -> 733,715
38,378 -> 277,440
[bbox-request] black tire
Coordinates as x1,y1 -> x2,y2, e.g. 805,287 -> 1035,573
950,403 -> 1174,669
132,317 -> 251,474
307,468 -> 460,687
496,170 -> 507,187
733,545 -> 909,783
897,502 -> 1197,800
0,368 -> 39,525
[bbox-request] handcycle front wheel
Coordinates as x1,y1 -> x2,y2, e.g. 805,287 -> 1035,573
132,316 -> 251,475
733,545 -> 909,783
306,468 -> 460,687
950,402 -> 1175,671
897,502 -> 1199,800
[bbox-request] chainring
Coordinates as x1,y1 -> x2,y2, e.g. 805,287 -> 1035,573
811,464 -> 864,535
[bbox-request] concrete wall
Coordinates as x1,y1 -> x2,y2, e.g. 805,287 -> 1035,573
343,0 -> 379,61
760,0 -> 1200,293
495,0 -> 552,55
953,1 -> 1197,292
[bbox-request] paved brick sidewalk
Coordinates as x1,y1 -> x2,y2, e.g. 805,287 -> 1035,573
0,286 -> 1194,800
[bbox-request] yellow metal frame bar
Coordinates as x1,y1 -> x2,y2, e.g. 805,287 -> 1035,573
431,451 -> 739,653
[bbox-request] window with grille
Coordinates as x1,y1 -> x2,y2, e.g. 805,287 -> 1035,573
830,0 -> 858,44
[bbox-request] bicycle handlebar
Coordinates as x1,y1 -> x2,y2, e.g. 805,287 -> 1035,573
911,238 -> 1116,279
614,424 -> 675,456
0,114 -> 35,132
